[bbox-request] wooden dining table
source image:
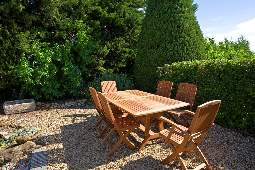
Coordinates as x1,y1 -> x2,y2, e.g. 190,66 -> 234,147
103,90 -> 190,151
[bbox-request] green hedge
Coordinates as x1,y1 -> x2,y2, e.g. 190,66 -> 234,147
158,59 -> 255,131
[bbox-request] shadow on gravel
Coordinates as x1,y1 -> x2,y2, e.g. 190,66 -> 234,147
36,100 -> 94,111
120,156 -> 169,170
38,113 -> 170,169
57,116 -> 137,169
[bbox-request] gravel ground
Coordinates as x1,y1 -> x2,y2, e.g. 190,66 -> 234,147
0,101 -> 254,170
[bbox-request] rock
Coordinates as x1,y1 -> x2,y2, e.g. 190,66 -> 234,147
16,123 -> 26,129
15,141 -> 37,153
0,141 -> 37,162
16,136 -> 33,144
3,99 -> 36,115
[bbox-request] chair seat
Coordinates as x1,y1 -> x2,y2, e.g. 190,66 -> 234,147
115,116 -> 140,130
160,129 -> 184,145
159,116 -> 189,131
168,109 -> 194,116
167,109 -> 194,127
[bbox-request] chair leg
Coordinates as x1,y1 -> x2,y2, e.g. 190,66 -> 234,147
99,126 -> 110,138
177,156 -> 188,170
195,146 -> 212,170
102,128 -> 114,143
162,149 -> 179,165
96,119 -> 104,132
95,117 -> 103,127
107,134 -> 125,158
123,136 -> 136,149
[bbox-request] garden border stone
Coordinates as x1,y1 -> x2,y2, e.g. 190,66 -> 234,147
3,99 -> 36,115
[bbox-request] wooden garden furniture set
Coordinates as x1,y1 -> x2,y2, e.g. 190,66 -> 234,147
89,80 -> 221,169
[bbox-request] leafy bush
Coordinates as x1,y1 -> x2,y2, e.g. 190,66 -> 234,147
134,0 -> 205,91
88,72 -> 134,92
205,37 -> 255,60
0,0 -> 144,101
14,21 -> 97,100
158,59 -> 255,131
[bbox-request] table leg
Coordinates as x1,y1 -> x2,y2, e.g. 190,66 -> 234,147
139,115 -> 151,151
139,117 -> 161,151
138,113 -> 165,151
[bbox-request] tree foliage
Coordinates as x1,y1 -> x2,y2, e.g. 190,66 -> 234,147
205,36 -> 255,59
134,0 -> 205,91
85,0 -> 145,73
0,0 -> 144,100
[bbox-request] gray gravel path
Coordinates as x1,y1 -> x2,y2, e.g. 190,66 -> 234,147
1,101 -> 254,170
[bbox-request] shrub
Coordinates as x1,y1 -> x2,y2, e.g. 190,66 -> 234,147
158,59 -> 255,131
88,72 -> 134,93
0,0 -> 144,101
15,24 -> 96,100
134,0 -> 205,91
205,37 -> 255,60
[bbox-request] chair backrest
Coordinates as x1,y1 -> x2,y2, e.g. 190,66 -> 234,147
89,87 -> 102,113
175,83 -> 197,109
156,81 -> 173,98
101,81 -> 118,93
187,100 -> 221,144
97,92 -> 116,125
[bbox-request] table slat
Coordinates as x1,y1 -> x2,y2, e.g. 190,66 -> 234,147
104,90 -> 189,116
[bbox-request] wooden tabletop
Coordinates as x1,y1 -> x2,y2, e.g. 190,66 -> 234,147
104,90 -> 190,117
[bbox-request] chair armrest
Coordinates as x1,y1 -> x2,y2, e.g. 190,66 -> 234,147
182,110 -> 195,116
159,116 -> 187,132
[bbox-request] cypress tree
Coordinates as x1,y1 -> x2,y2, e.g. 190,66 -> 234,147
134,0 -> 205,91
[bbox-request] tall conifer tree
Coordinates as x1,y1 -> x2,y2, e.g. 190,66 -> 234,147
134,0 -> 205,91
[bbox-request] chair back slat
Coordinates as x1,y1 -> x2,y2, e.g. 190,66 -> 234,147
156,81 -> 173,98
175,83 -> 197,109
188,100 -> 221,144
98,92 -> 116,124
101,81 -> 118,93
89,87 -> 102,113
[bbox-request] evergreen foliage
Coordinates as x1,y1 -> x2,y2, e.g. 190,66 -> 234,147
134,0 -> 205,91
158,59 -> 255,131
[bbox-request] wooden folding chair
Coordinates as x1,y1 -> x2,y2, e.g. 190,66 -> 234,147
158,100 -> 221,170
156,80 -> 173,98
158,83 -> 197,130
175,83 -> 197,111
97,92 -> 140,158
89,87 -> 126,137
89,87 -> 104,127
89,87 -> 111,137
101,81 -> 118,93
